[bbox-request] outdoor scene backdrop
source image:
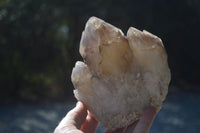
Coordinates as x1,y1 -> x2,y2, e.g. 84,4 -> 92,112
0,0 -> 200,103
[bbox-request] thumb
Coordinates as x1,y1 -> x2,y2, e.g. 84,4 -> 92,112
65,101 -> 88,129
54,101 -> 87,133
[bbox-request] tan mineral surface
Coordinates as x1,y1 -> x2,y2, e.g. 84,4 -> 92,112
71,17 -> 171,131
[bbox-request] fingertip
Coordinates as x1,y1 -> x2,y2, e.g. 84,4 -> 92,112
64,101 -> 87,129
133,107 -> 157,133
81,111 -> 99,133
76,101 -> 86,110
125,120 -> 138,133
87,111 -> 98,123
142,107 -> 157,122
54,101 -> 88,133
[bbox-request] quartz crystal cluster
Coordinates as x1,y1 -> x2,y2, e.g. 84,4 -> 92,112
71,17 -> 171,131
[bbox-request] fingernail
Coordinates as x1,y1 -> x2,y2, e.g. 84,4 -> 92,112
76,101 -> 81,106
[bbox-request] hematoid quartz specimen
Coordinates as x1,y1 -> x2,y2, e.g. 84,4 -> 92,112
71,17 -> 171,131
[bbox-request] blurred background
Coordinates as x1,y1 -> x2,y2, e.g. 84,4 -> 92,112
0,0 -> 200,133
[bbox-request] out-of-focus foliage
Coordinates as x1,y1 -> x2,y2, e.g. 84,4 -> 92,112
0,0 -> 200,103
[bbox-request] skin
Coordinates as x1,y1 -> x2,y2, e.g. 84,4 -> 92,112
54,101 -> 157,133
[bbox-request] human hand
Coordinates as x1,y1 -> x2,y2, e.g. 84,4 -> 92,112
54,101 -> 157,133
54,101 -> 99,133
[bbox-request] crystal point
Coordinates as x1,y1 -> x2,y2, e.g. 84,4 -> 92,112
71,17 -> 171,131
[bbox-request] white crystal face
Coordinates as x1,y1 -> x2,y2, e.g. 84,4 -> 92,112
71,17 -> 171,131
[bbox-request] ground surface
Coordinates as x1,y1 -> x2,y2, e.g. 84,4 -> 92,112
0,91 -> 200,133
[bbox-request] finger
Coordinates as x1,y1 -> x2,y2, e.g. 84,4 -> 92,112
125,120 -> 138,133
104,129 -> 110,133
55,101 -> 87,132
133,107 -> 157,133
65,101 -> 88,129
81,112 -> 99,133
104,127 -> 127,133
